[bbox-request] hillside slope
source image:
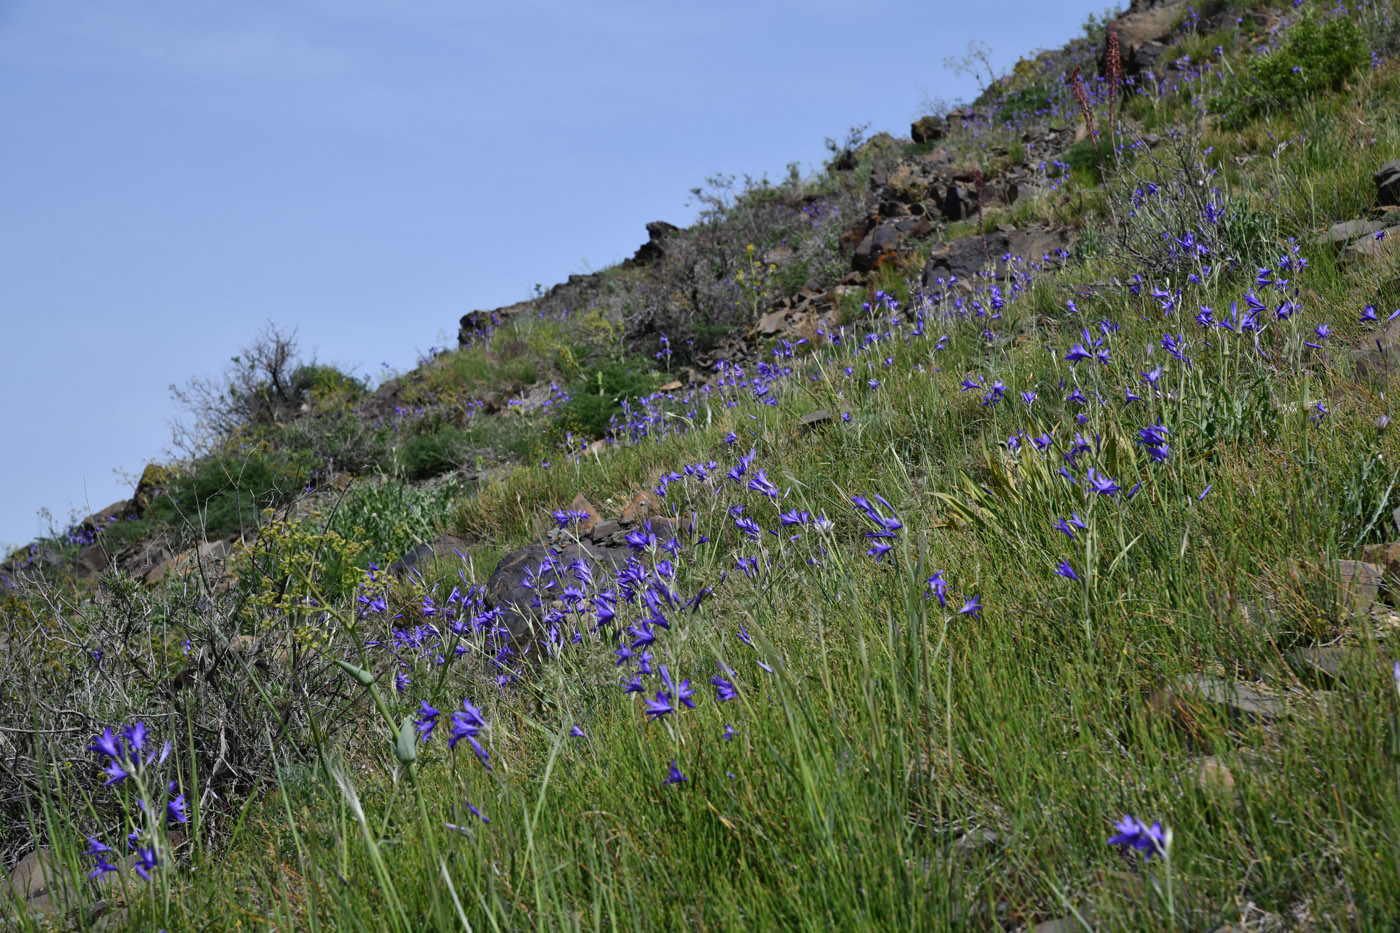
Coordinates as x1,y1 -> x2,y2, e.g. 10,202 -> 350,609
7,1 -> 1400,929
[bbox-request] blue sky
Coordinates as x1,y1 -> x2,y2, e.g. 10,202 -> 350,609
0,1 -> 1107,549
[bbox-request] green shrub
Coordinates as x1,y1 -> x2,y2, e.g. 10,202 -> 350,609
230,514 -> 368,617
995,86 -> 1057,122
290,363 -> 367,404
691,323 -> 735,353
1214,11 -> 1368,126
149,451 -> 307,541
397,425 -> 470,480
273,407 -> 396,476
775,258 -> 812,296
324,477 -> 464,565
554,362 -> 658,440
417,346 -> 540,400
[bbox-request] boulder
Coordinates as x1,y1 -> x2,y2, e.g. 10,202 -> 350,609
1178,674 -> 1287,725
644,513 -> 696,541
588,520 -> 622,542
81,499 -> 135,533
567,493 -> 600,534
1361,542 -> 1400,600
834,131 -> 900,172
910,115 -> 946,144
1194,756 -> 1236,794
629,221 -> 680,266
1334,559 -> 1384,615
920,226 -> 1073,289
1342,230 -> 1400,262
853,131 -> 899,162
1287,644 -> 1388,686
484,541 -> 631,639
143,552 -> 181,586
198,538 -> 236,563
75,542 -> 114,578
1317,218 -> 1387,247
1376,159 -> 1400,206
457,310 -> 498,348
940,183 -> 976,221
852,218 -> 919,272
1130,39 -> 1171,72
389,534 -> 471,577
5,847 -> 58,916
1352,315 -> 1400,385
6,545 -> 63,574
131,463 -> 169,515
620,491 -> 662,525
1031,920 -> 1079,933
1006,180 -> 1050,204
114,539 -> 172,581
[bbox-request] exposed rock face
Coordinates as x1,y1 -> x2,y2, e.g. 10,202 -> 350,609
920,225 -> 1074,289
628,221 -> 681,266
1376,159 -> 1400,205
852,217 -> 926,273
1101,0 -> 1193,75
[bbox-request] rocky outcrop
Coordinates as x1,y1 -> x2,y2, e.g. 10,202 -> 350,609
627,221 -> 681,266
920,225 -> 1075,289
910,115 -> 946,144
852,217 -> 929,273
1101,0 -> 1193,74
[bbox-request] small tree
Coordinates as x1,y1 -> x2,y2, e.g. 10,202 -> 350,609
168,321 -> 307,456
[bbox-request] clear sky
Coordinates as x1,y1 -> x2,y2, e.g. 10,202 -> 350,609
0,1 -> 1108,550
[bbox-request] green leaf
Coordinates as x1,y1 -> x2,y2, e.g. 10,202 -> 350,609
394,715 -> 418,764
334,659 -> 375,688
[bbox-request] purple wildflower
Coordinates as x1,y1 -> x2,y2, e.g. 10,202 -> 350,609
1107,815 -> 1167,860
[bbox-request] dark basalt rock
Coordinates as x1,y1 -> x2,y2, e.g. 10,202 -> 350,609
484,540 -> 632,639
1376,159 -> 1400,206
389,534 -> 471,578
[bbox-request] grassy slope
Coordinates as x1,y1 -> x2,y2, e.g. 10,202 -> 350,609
12,3 -> 1400,930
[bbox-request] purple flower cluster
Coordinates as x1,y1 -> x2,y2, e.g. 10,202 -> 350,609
1107,814 -> 1167,860
84,722 -> 185,883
